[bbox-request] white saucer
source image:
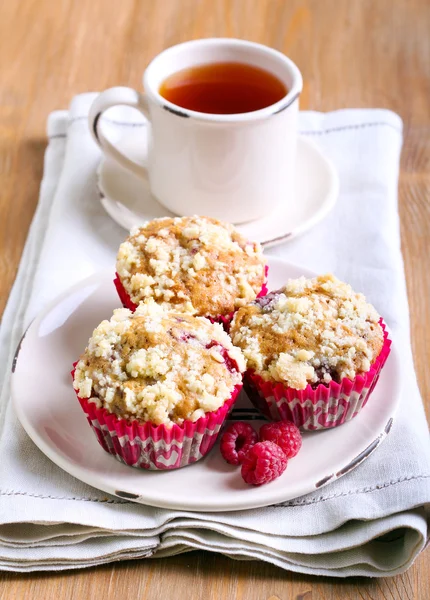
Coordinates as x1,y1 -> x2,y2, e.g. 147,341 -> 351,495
11,257 -> 400,512
98,134 -> 339,247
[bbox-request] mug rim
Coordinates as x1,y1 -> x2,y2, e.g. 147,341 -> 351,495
143,38 -> 303,123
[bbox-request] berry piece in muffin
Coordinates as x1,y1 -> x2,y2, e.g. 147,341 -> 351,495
115,215 -> 266,319
73,300 -> 245,427
230,274 -> 384,390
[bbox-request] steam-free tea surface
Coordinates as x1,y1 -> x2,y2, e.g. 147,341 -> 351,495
159,62 -> 287,114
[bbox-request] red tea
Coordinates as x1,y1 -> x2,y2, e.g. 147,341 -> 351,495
159,62 -> 287,114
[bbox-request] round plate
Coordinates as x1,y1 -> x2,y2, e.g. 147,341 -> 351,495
98,135 -> 339,248
11,258 -> 400,512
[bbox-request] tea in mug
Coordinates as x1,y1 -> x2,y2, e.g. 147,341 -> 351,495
159,62 -> 287,114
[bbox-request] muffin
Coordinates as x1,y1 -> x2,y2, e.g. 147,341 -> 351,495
230,274 -> 391,430
114,215 -> 267,328
73,300 -> 245,469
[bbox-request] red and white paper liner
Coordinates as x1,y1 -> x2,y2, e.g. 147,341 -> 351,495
72,366 -> 242,470
243,321 -> 392,431
114,273 -> 138,311
113,264 -> 269,330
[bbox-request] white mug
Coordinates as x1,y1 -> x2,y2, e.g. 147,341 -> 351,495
89,38 -> 303,224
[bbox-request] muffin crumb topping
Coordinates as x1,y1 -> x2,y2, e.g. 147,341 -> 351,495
116,216 -> 266,317
230,274 -> 384,389
73,301 -> 245,426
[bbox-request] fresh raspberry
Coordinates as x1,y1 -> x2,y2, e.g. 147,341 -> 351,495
241,441 -> 288,485
220,422 -> 258,465
259,421 -> 302,459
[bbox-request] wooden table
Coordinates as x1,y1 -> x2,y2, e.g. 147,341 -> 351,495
0,0 -> 429,598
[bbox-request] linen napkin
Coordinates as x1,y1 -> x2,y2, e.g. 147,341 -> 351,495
0,94 -> 429,576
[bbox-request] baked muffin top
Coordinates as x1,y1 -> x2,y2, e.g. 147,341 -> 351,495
230,274 -> 384,390
73,301 -> 245,426
116,215 -> 266,317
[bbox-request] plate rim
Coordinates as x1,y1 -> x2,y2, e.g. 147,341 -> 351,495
97,136 -> 340,247
11,257 -> 401,512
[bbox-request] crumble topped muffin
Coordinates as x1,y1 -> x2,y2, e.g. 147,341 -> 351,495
73,300 -> 245,426
116,215 -> 266,317
230,274 -> 384,390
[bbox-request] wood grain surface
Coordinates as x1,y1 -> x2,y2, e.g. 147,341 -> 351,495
0,0 -> 429,598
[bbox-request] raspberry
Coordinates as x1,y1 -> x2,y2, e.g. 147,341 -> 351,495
241,441 -> 287,485
259,421 -> 302,459
206,341 -> 239,373
220,422 -> 258,465
253,290 -> 280,311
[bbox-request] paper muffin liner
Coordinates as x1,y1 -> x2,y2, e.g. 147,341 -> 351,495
243,320 -> 391,431
113,264 -> 269,330
114,273 -> 138,311
260,264 -> 269,296
72,365 -> 242,470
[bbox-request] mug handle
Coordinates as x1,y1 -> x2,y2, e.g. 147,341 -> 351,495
88,87 -> 149,180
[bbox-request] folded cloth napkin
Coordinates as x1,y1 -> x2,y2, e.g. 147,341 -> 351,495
0,94 -> 429,576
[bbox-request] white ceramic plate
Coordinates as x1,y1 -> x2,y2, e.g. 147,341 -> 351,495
11,257 -> 400,512
98,135 -> 339,247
